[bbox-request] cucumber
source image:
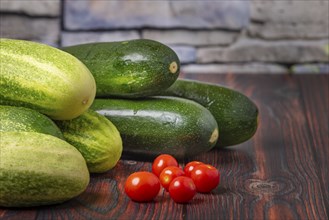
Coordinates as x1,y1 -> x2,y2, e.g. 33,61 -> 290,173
0,105 -> 64,139
62,39 -> 180,98
0,132 -> 89,207
55,110 -> 123,173
164,79 -> 259,147
91,97 -> 218,160
0,38 -> 96,120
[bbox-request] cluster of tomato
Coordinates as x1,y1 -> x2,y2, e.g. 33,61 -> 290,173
124,154 -> 220,203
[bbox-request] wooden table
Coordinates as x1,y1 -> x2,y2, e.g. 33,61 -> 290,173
1,74 -> 328,220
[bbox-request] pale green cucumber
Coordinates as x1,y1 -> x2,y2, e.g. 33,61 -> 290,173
0,38 -> 96,120
0,105 -> 64,139
0,132 -> 90,207
55,109 -> 123,173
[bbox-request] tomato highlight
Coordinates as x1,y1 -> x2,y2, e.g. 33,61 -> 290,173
184,161 -> 204,177
190,164 -> 220,193
125,171 -> 160,202
169,176 -> 196,203
152,154 -> 179,177
125,154 -> 221,203
159,166 -> 185,191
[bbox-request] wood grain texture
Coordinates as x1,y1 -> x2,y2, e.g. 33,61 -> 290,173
0,74 -> 328,220
182,74 -> 328,220
297,75 -> 329,216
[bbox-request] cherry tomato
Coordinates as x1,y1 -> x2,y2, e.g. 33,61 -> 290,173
184,161 -> 204,177
152,154 -> 178,177
159,166 -> 185,191
169,176 -> 196,203
190,164 -> 220,193
125,171 -> 161,202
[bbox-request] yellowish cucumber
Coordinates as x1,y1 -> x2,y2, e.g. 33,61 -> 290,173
0,132 -> 90,207
0,38 -> 96,120
55,109 -> 123,173
0,105 -> 64,139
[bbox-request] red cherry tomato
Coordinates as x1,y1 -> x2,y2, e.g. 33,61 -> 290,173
159,166 -> 185,191
169,176 -> 196,203
184,161 -> 204,177
152,154 -> 178,177
125,171 -> 161,202
190,164 -> 220,193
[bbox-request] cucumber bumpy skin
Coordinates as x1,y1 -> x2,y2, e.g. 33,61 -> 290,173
62,39 -> 180,98
0,132 -> 90,207
55,109 -> 123,173
0,105 -> 64,139
0,38 -> 96,120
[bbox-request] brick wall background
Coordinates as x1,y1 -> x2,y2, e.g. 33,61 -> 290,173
1,0 -> 328,74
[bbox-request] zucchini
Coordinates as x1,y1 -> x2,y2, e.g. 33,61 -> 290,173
62,39 -> 180,98
0,132 -> 89,207
0,38 -> 96,120
0,105 -> 64,139
55,110 -> 123,173
164,79 -> 259,147
91,97 -> 218,160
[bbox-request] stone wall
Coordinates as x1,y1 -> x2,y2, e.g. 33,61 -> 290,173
1,0 -> 328,74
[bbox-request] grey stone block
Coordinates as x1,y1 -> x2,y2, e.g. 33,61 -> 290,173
0,15 -> 60,46
169,1 -> 249,30
0,0 -> 60,16
197,38 -> 329,64
291,64 -> 329,74
250,0 -> 329,23
250,0 -> 329,39
61,31 -> 140,47
249,22 -> 329,40
169,46 -> 196,64
64,1 -> 249,30
181,63 -> 288,74
142,30 -> 238,46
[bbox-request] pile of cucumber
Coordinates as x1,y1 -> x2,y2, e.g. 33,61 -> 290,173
0,38 -> 258,207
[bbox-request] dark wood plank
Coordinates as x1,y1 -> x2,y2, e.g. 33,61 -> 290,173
0,74 -> 327,220
181,74 -> 328,220
0,160 -> 184,220
297,75 -> 329,215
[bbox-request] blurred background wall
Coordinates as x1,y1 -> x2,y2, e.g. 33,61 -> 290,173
1,0 -> 328,74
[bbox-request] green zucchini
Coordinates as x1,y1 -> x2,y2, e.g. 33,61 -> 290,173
55,110 -> 123,173
0,132 -> 89,207
91,97 -> 218,160
62,39 -> 180,98
164,79 -> 259,147
0,38 -> 96,120
0,105 -> 64,139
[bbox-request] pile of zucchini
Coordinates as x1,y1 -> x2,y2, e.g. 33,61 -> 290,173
62,39 -> 259,159
0,38 -> 258,207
